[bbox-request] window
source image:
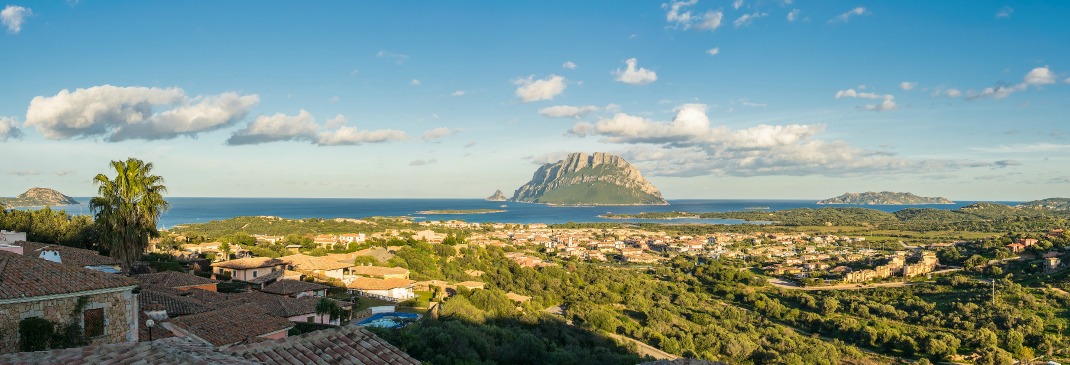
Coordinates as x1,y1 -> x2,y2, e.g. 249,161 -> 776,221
83,308 -> 105,338
306,316 -> 315,323
253,270 -> 258,278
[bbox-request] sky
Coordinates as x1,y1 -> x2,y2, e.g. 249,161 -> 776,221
1,1 -> 1068,201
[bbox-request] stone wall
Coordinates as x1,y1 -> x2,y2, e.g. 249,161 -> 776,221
0,289 -> 135,353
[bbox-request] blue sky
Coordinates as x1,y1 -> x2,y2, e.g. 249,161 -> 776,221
1,1 -> 1068,200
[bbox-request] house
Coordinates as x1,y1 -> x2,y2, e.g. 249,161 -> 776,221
412,230 -> 446,244
165,304 -> 294,347
348,277 -> 416,301
216,292 -> 351,325
252,235 -> 284,244
349,265 -> 410,279
313,234 -> 338,248
211,257 -> 288,282
339,233 -> 366,244
505,292 -> 531,303
455,281 -> 485,290
11,241 -> 121,274
0,326 -> 420,364
1045,257 -> 1062,274
280,254 -> 354,280
0,231 -> 26,244
0,248 -> 139,353
136,271 -> 220,292
260,279 -> 330,298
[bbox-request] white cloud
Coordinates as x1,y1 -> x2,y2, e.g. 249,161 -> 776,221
946,89 -> 962,97
1,5 -> 31,34
829,7 -> 868,23
463,141 -> 476,148
734,12 -> 767,28
973,143 -> 1070,153
376,50 -> 409,64
733,0 -> 743,10
1066,77 -> 1070,84
613,58 -> 657,85
538,105 -> 599,118
317,127 -> 408,146
410,79 -> 421,86
410,159 -> 437,166
1024,66 -> 1055,86
25,85 -> 259,141
562,61 -> 577,69
706,47 -> 720,56
787,9 -> 800,22
860,95 -> 896,112
834,89 -> 881,99
422,127 -> 460,141
450,90 -> 466,97
227,110 -> 318,145
514,74 -> 566,102
996,6 -> 1013,18
0,116 -> 22,141
900,82 -> 917,91
570,103 -> 948,177
227,110 -> 408,146
664,0 -> 723,31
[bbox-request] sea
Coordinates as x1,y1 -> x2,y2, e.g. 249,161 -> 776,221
21,198 -> 1024,229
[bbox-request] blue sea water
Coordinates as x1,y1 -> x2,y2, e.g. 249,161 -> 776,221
32,198 -> 1023,228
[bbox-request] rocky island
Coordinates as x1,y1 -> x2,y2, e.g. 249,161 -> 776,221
0,187 -> 80,207
485,190 -> 507,201
510,152 -> 667,206
818,191 -> 953,205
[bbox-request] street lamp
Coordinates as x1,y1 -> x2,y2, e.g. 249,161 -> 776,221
146,319 -> 155,341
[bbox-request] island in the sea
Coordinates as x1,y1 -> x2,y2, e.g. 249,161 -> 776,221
485,190 -> 507,201
0,187 -> 79,207
510,152 -> 668,206
817,191 -> 954,205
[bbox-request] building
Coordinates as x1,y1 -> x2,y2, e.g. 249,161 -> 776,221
0,231 -> 26,244
136,271 -> 220,292
0,248 -> 139,353
280,254 -> 354,280
164,304 -> 294,347
339,233 -> 366,244
260,280 -> 330,298
348,277 -> 416,301
11,241 -> 121,274
211,257 -> 288,282
1045,257 -> 1062,274
0,325 -> 421,364
349,265 -> 411,279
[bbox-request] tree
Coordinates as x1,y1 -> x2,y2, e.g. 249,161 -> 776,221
90,158 -> 169,274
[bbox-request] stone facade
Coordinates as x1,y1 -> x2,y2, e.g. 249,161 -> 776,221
0,289 -> 136,353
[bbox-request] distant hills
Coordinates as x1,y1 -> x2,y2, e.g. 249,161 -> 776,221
511,152 -> 667,206
818,192 -> 953,205
1018,197 -> 1070,211
0,188 -> 79,207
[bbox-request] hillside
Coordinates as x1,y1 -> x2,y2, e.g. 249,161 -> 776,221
0,188 -> 79,207
511,152 -> 667,206
1018,198 -> 1070,211
818,191 -> 953,205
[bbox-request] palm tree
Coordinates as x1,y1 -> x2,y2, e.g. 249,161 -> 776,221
90,158 -> 169,274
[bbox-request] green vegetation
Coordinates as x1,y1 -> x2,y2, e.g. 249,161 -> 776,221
1018,197 -> 1070,212
537,180 -> 666,206
0,207 -> 98,249
90,158 -> 169,273
601,211 -> 699,219
702,204 -> 1070,232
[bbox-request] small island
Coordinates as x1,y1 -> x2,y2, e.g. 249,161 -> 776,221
485,190 -> 507,201
0,187 -> 79,207
817,191 -> 953,205
416,209 -> 506,215
600,211 -> 699,219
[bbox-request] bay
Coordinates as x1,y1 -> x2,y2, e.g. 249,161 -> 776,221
28,198 -> 1023,228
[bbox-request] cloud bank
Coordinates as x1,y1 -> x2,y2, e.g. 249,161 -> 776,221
227,110 -> 409,146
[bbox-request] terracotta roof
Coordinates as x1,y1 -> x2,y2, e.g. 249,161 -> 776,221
0,337 -> 256,365
138,286 -> 217,316
168,304 -> 294,347
11,241 -> 119,268
0,250 -> 137,301
455,281 -> 485,289
281,254 -> 354,271
505,292 -> 531,302
212,257 -> 288,270
137,271 -> 219,288
349,265 -> 410,277
246,269 -> 285,285
261,279 -> 331,296
226,325 -> 421,365
347,277 -> 415,291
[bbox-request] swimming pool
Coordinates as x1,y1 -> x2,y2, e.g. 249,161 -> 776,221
356,312 -> 421,329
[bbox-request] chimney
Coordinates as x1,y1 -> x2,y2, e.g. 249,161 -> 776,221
39,249 -> 62,263
143,304 -> 168,320
0,244 -> 23,255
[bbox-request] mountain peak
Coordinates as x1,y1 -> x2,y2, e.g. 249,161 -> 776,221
1,187 -> 79,207
511,152 -> 666,206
